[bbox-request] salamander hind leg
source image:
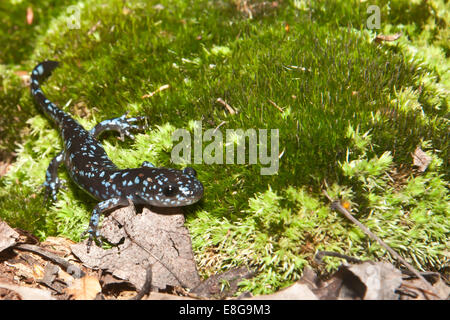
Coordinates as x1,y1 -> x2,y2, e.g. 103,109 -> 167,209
43,151 -> 65,203
90,112 -> 146,141
81,197 -> 128,253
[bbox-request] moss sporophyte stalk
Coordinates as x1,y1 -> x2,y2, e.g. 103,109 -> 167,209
0,0 -> 448,294
171,121 -> 280,175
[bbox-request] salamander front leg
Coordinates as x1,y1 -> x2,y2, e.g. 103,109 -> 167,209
90,112 -> 146,141
81,197 -> 128,253
43,151 -> 65,203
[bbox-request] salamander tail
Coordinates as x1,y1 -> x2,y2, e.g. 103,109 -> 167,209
30,61 -> 66,125
31,61 -> 59,82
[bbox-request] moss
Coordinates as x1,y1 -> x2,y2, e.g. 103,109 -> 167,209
0,0 -> 448,294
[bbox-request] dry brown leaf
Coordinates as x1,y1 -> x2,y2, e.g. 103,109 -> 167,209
399,280 -> 445,300
32,264 -> 45,279
144,292 -> 197,300
0,220 -> 20,252
348,262 -> 402,300
58,268 -> 75,284
0,283 -> 54,300
412,146 -> 432,172
71,206 -> 200,291
248,283 -> 318,300
65,275 -> 101,300
374,32 -> 402,43
191,267 -> 255,299
5,261 -> 36,282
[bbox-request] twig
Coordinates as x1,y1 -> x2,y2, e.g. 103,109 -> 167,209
38,263 -> 62,293
141,84 -> 170,98
268,99 -> 284,113
14,243 -> 85,279
216,98 -> 236,115
213,121 -> 226,134
401,270 -> 441,282
87,20 -> 101,35
395,286 -> 418,299
322,190 -> 437,296
399,283 -> 440,299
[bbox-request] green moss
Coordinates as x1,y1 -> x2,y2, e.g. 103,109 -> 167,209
0,0 -> 448,294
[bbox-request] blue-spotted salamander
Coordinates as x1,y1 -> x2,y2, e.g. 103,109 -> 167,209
30,61 -> 203,252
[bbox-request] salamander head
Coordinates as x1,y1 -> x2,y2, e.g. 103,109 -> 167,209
124,167 -> 203,207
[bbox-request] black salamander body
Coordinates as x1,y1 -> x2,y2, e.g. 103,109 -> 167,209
30,61 -> 203,251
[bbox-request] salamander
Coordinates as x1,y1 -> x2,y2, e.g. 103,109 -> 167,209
30,61 -> 203,252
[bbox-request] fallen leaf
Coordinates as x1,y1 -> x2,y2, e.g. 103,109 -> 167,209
58,268 -> 75,284
41,236 -> 76,256
32,264 -> 45,279
374,32 -> 402,43
298,262 -> 403,300
71,206 -> 200,291
191,267 -> 255,299
145,292 -> 197,300
249,283 -> 318,300
399,273 -> 449,300
0,283 -> 55,300
65,275 -> 101,300
347,262 -> 402,300
0,220 -> 20,253
412,146 -> 432,172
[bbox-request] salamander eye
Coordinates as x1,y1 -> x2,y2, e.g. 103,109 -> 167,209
162,184 -> 178,197
183,167 -> 197,177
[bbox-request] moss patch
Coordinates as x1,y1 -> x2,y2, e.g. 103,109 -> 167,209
0,0 -> 448,294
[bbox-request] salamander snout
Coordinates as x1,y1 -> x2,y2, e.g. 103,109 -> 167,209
132,167 -> 203,207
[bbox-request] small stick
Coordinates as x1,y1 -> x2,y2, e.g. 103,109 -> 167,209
141,84 -> 170,98
38,263 -> 62,293
399,283 -> 440,299
216,98 -> 236,115
213,121 -> 227,134
14,244 -> 85,279
87,20 -> 102,35
268,99 -> 284,113
322,190 -> 436,296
